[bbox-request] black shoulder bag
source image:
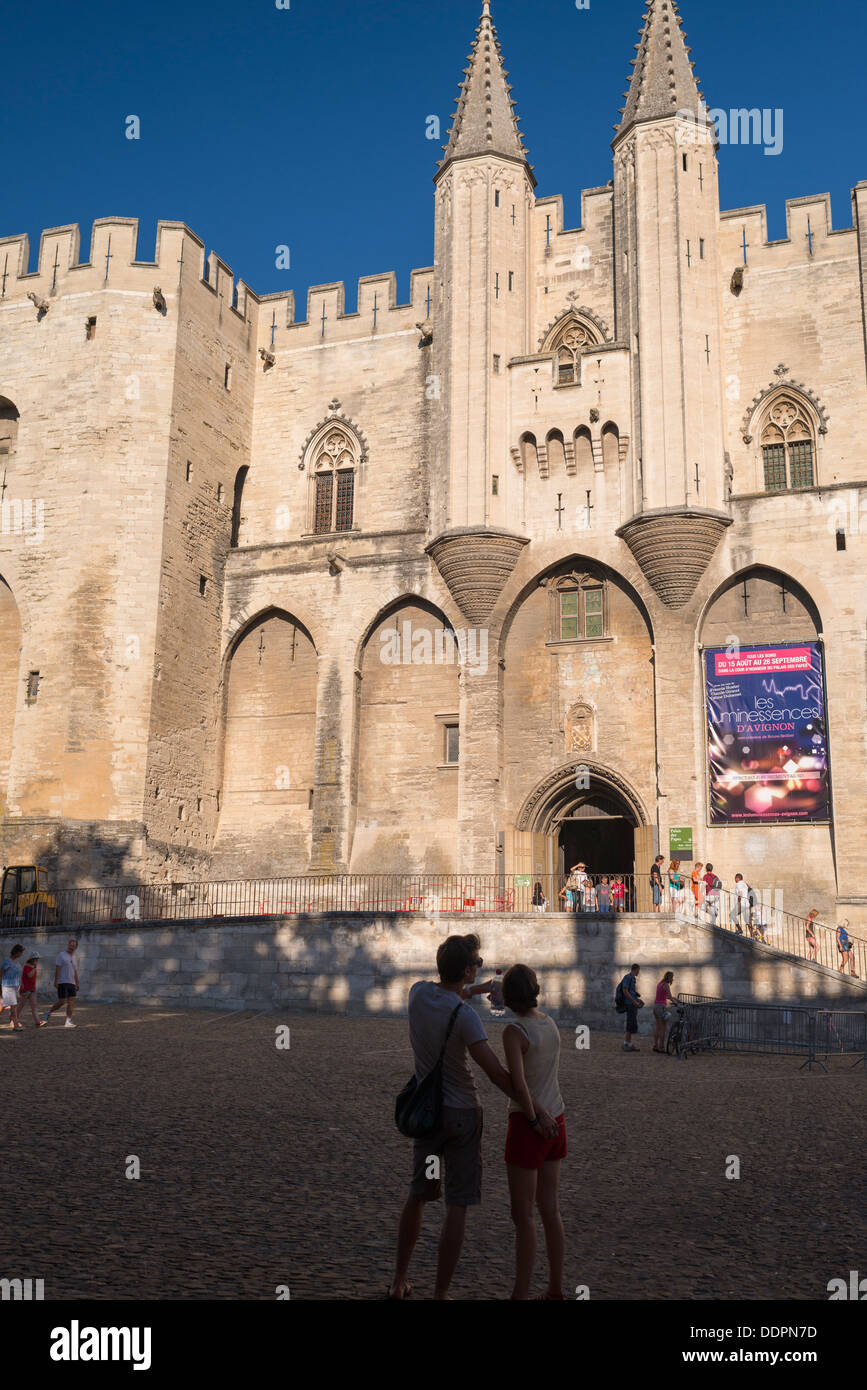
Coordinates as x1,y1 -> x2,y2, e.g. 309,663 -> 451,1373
395,1000 -> 464,1139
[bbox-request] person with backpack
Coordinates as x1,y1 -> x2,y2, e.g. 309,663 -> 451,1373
616,963 -> 644,1052
388,933 -> 556,1301
703,864 -> 722,926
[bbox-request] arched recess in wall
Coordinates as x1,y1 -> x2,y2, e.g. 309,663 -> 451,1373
519,432 -> 538,473
0,574 -> 22,806
230,466 -> 249,548
500,558 -> 656,883
546,429 -> 566,475
699,566 -> 821,648
215,609 -> 318,868
351,598 -> 461,875
574,426 -> 593,479
699,569 -> 826,827
601,422 -> 620,472
0,398 -> 20,464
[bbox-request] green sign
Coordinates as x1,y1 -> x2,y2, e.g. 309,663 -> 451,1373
514,875 -> 532,889
669,828 -> 694,858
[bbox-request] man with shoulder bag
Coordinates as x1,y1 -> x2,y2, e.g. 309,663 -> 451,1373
389,932 -> 557,1301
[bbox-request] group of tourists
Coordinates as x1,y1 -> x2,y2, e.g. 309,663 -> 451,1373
0,938 -> 80,1029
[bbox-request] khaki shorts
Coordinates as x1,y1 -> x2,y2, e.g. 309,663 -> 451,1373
411,1106 -> 483,1207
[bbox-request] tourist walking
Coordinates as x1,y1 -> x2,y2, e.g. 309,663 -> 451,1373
501,964 -> 567,1301
42,938 -> 80,1027
18,953 -> 46,1028
702,864 -> 721,926
616,963 -> 644,1051
733,874 -> 750,934
836,921 -> 859,977
0,945 -> 25,1030
653,971 -> 676,1053
691,862 -> 704,920
804,909 -> 820,962
668,860 -> 684,911
650,856 -> 664,912
388,933 -> 555,1301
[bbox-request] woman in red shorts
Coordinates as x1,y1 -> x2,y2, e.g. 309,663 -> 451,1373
501,964 -> 567,1300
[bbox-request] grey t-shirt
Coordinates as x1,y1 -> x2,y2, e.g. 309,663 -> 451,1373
408,981 -> 487,1110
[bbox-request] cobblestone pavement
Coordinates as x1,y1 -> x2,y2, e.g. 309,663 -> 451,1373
5,1002 -> 864,1300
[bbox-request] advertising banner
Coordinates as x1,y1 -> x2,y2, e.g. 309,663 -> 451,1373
704,643 -> 831,825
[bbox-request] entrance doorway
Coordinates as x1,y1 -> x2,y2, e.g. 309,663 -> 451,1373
558,809 -> 635,879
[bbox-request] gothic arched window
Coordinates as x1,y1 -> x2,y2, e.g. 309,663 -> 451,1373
761,397 -> 815,492
548,317 -> 599,386
310,427 -> 357,535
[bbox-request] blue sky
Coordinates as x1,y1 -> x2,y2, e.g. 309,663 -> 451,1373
4,0 -> 865,310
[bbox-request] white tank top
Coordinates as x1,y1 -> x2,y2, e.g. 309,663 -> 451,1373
507,1013 -> 565,1118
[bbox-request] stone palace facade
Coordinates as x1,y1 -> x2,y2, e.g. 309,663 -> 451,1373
0,0 -> 865,927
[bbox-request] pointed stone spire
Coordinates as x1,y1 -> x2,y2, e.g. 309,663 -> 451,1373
615,0 -> 706,140
438,1 -> 534,183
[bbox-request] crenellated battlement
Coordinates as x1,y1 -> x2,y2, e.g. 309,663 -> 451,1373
0,218 -> 255,324
257,266 -> 434,347
720,190 -> 860,266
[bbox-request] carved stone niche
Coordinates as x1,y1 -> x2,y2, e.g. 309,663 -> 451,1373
565,703 -> 596,757
617,508 -> 733,610
427,527 -> 530,625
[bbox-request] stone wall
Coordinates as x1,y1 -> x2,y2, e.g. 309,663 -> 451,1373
16,911 -> 866,1031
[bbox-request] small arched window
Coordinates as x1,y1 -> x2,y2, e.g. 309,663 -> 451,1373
761,397 -> 815,492
311,427 -> 357,535
551,574 -> 607,642
230,465 -> 249,548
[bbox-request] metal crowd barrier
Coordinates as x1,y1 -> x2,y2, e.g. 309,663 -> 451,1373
675,994 -> 867,1071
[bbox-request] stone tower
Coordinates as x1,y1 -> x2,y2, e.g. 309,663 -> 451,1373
613,0 -> 731,608
428,1 -> 532,627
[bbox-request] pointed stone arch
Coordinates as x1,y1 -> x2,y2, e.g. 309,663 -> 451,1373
516,760 -> 650,834
215,608 -> 319,871
538,306 -> 610,354
741,378 -> 828,446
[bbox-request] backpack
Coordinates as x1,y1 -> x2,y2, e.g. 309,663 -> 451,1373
394,1000 -> 463,1139
614,979 -> 627,1013
711,875 -> 722,893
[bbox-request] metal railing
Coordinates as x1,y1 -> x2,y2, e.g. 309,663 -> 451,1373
675,994 -> 867,1071
0,872 -> 642,929
672,886 -> 866,985
1,872 -> 864,986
